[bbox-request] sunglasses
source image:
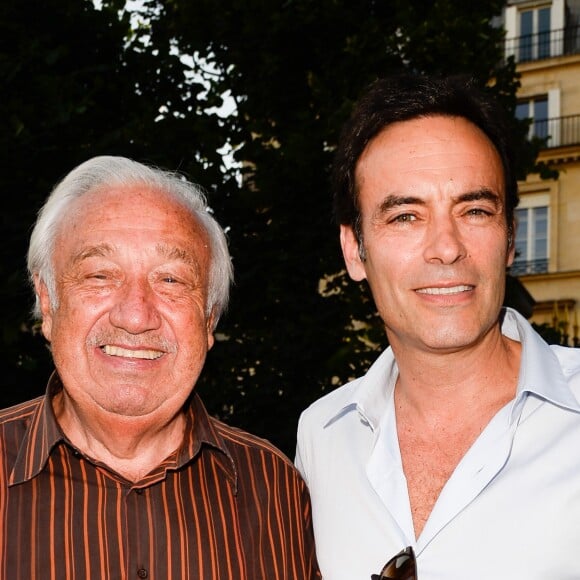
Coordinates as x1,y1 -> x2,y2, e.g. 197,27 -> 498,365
371,546 -> 416,580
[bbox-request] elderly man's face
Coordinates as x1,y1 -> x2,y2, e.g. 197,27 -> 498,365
37,185 -> 214,420
341,115 -> 515,356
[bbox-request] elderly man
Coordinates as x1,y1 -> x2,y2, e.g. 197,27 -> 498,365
0,155 -> 320,579
296,74 -> 580,579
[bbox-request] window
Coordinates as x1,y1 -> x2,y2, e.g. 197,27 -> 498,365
504,1 -> 565,62
519,6 -> 551,60
512,205 -> 549,275
516,96 -> 549,141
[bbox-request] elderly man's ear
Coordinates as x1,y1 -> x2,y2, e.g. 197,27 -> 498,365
206,309 -> 216,350
33,274 -> 53,341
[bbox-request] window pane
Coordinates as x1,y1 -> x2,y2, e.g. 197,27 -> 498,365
538,7 -> 551,59
538,7 -> 551,33
534,239 -> 547,260
533,241 -> 547,261
534,207 -> 548,259
534,98 -> 549,139
520,10 -> 533,35
515,208 -> 529,262
516,101 -> 530,120
513,206 -> 548,274
519,10 -> 534,61
535,206 -> 548,226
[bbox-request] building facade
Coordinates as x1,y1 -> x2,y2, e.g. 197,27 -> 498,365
504,0 -> 580,346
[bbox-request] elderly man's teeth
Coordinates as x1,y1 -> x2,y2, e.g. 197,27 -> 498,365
102,345 -> 164,359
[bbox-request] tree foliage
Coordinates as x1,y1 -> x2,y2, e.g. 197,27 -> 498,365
0,0 -> 227,405
1,0 -> 539,456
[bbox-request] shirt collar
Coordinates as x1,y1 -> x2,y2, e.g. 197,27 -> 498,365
178,393 -> 238,491
322,348 -> 399,432
324,307 -> 580,430
10,373 -> 238,491
9,373 -> 65,485
501,307 -> 580,419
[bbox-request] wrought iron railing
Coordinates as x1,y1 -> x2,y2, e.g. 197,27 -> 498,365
504,23 -> 580,63
526,115 -> 580,148
510,258 -> 549,276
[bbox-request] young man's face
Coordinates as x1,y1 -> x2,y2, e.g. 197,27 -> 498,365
340,115 -> 515,356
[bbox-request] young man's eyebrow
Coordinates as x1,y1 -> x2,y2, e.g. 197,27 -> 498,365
374,194 -> 425,215
371,188 -> 503,220
456,188 -> 502,206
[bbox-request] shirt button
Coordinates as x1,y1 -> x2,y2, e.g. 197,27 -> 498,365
137,569 -> 148,578
135,488 -> 144,495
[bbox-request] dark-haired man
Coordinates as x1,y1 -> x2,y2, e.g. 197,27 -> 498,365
296,74 -> 580,579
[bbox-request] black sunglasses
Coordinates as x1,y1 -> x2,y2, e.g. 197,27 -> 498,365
371,546 -> 416,580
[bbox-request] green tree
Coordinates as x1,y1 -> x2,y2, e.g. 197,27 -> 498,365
126,0 -> 538,455
0,0 -> 228,406
1,0 -> 539,456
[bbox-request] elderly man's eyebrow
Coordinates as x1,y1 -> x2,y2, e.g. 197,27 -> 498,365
70,243 -> 202,270
155,243 -> 200,266
71,244 -> 114,264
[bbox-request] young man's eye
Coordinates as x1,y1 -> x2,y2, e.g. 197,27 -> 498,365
467,208 -> 492,216
392,213 -> 416,223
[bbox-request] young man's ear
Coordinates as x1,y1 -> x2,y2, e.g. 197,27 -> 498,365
340,225 -> 367,282
33,274 -> 53,341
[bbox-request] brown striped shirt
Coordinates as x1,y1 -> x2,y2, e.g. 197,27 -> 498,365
0,374 -> 320,579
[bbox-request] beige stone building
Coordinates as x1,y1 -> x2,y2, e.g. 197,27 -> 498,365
503,0 -> 580,346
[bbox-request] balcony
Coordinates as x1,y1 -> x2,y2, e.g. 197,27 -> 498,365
510,258 -> 549,276
529,115 -> 580,149
504,23 -> 580,63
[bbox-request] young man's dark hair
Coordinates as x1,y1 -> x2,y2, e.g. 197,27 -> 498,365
332,73 -> 519,248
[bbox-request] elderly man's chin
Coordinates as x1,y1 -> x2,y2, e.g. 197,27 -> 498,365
93,383 -> 177,418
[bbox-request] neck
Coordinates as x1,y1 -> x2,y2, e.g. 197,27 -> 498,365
52,391 -> 187,482
391,331 -> 522,418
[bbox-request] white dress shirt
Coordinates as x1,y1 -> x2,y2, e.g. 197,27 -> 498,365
295,308 -> 580,579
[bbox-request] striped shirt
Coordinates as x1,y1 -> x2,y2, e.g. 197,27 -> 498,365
0,374 -> 320,579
